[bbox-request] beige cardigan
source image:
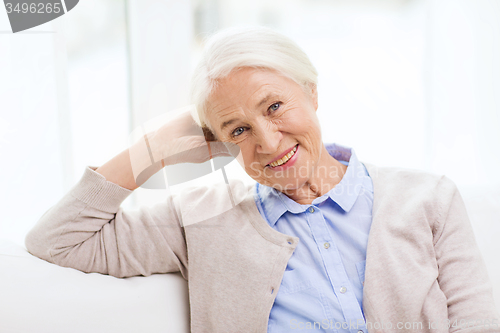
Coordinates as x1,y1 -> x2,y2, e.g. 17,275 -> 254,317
25,163 -> 500,333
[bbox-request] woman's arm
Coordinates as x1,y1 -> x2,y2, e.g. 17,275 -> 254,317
24,109 -> 231,279
434,176 -> 500,330
24,162 -> 189,278
94,141 -> 159,191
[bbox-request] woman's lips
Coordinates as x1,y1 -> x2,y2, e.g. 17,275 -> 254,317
266,144 -> 299,170
266,144 -> 297,166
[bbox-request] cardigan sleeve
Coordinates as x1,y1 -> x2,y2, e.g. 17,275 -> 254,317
24,166 -> 188,280
433,176 -> 500,332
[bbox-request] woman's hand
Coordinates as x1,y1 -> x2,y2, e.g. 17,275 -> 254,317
147,106 -> 236,166
126,106 -> 240,189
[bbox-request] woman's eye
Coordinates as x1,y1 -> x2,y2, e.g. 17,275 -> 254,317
232,127 -> 245,137
269,102 -> 281,112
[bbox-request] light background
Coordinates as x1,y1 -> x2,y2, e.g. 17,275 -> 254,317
1,0 -> 499,248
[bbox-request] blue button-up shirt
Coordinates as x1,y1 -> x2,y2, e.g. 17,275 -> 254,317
254,143 -> 374,333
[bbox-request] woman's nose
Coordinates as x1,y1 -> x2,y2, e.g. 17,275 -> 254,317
255,121 -> 282,154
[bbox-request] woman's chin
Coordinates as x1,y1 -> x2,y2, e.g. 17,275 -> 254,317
265,178 -> 305,193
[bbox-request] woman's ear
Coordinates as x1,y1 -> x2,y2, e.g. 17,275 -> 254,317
310,83 -> 318,111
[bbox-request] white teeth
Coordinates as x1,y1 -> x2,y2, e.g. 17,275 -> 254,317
269,145 -> 297,167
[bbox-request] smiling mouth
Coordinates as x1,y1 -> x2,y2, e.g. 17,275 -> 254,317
267,144 -> 298,167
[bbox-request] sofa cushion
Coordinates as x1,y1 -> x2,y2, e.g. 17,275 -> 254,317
0,239 -> 190,333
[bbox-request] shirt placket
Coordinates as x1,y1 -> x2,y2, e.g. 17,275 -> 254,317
306,205 -> 367,333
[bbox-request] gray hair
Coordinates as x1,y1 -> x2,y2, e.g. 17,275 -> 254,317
189,26 -> 318,137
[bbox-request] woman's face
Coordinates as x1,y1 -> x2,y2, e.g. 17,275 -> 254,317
205,67 -> 323,192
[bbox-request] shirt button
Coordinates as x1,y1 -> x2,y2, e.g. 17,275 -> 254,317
323,242 -> 330,249
340,286 -> 347,293
308,207 -> 315,213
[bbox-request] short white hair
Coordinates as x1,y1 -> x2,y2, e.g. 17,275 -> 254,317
189,26 -> 318,135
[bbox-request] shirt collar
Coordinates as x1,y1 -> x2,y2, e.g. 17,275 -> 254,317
255,143 -> 371,227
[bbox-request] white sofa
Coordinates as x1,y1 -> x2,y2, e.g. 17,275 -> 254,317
0,239 -> 190,333
1,184 -> 499,333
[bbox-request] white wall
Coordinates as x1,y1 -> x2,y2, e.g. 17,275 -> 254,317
0,0 -> 131,245
0,12 -> 66,245
425,0 -> 500,186
125,0 -> 197,208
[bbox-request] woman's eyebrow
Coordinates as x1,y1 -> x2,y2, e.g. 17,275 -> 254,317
220,119 -> 237,131
255,93 -> 277,109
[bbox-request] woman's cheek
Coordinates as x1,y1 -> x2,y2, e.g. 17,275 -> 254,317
235,151 -> 245,168
239,144 -> 257,172
286,108 -> 311,127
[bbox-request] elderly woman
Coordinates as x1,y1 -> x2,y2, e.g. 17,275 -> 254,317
26,26 -> 499,333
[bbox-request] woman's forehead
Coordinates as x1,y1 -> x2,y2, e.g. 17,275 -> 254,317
217,69 -> 281,93
210,69 -> 294,108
